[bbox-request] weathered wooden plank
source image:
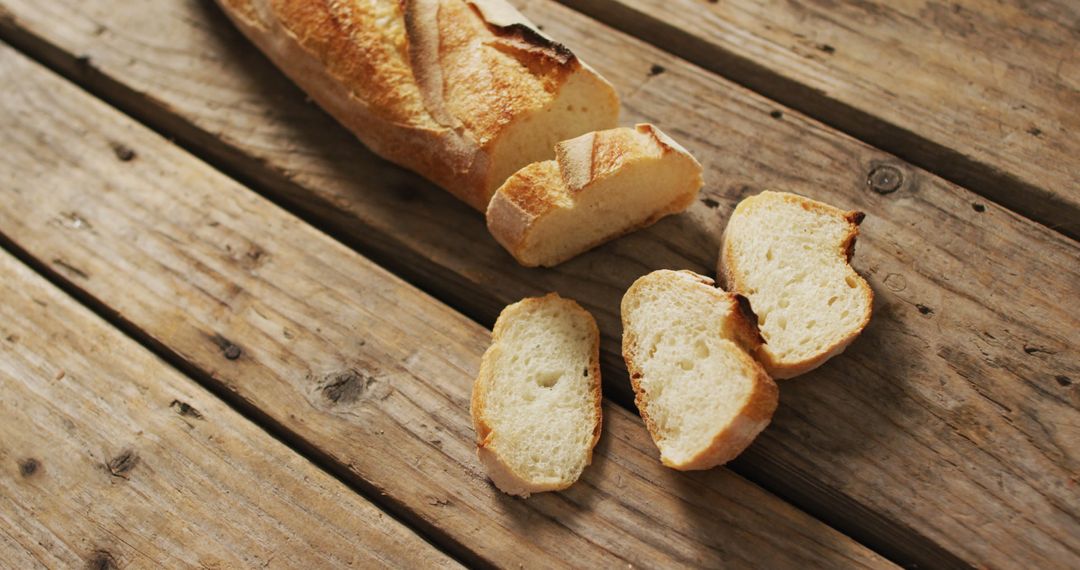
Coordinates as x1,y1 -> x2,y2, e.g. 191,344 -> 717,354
557,0 -> 1080,238
0,1 -> 1076,567
0,45 -> 891,568
0,253 -> 460,568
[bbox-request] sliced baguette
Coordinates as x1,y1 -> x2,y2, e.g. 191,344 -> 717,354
719,191 -> 873,379
216,0 -> 620,210
486,124 -> 703,267
471,293 -> 602,497
621,270 -> 778,470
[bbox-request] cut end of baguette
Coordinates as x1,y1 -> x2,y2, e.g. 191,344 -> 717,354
486,124 -> 703,267
720,191 -> 873,379
472,293 -> 602,497
621,270 -> 777,470
479,68 -> 621,209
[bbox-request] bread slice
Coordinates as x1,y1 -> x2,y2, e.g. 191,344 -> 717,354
621,270 -> 778,470
486,124 -> 703,267
216,0 -> 620,211
719,191 -> 873,379
471,293 -> 602,497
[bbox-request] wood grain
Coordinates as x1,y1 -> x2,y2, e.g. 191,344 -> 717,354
0,254 -> 459,568
557,0 -> 1080,238
0,0 -> 1076,567
0,45 -> 891,569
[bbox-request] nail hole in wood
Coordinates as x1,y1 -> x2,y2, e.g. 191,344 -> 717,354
110,142 -> 136,162
18,458 -> 39,477
209,333 -> 242,360
867,165 -> 903,194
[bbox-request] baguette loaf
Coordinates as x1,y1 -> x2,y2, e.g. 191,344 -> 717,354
216,0 -> 620,210
486,124 -> 703,266
621,270 -> 777,470
719,191 -> 873,379
472,293 -> 602,497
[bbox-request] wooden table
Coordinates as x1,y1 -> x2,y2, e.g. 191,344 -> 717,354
0,1 -> 1076,568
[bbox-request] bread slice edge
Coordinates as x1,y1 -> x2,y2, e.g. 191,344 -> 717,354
621,270 -> 778,471
471,293 -> 603,496
718,191 -> 874,379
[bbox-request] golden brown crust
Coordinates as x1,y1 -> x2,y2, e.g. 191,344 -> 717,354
620,270 -> 777,471
484,161 -> 560,257
272,0 -> 433,126
494,161 -> 566,218
634,123 -> 696,159
404,0 -> 465,129
469,0 -> 575,64
215,0 -> 619,211
486,125 -> 702,267
471,293 -> 602,496
718,191 -> 874,380
556,125 -> 681,192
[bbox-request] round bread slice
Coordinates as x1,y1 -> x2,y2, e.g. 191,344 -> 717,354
621,270 -> 778,470
471,293 -> 602,497
719,190 -> 874,379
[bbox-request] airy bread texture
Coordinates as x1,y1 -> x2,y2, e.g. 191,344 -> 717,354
472,294 -> 602,497
719,191 -> 873,379
621,270 -> 778,470
216,0 -> 620,210
486,124 -> 703,266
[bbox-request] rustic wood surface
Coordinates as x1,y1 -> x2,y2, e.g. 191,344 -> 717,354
558,0 -> 1080,238
1,0 -> 1076,567
0,250 -> 460,569
0,45 -> 892,568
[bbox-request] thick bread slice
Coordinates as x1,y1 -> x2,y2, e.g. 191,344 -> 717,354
472,293 -> 602,497
621,270 -> 778,470
216,0 -> 620,210
486,124 -> 703,266
719,191 -> 873,379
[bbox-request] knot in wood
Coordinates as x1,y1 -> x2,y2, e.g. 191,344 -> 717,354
106,449 -> 139,479
867,165 -> 903,194
87,549 -> 118,570
323,369 -> 378,404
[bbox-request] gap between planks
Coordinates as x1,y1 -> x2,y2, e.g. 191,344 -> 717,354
554,0 -> 1080,241
0,249 -> 461,569
0,236 -> 478,569
0,43 -> 893,569
0,24 -> 952,569
0,1 -> 1076,567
